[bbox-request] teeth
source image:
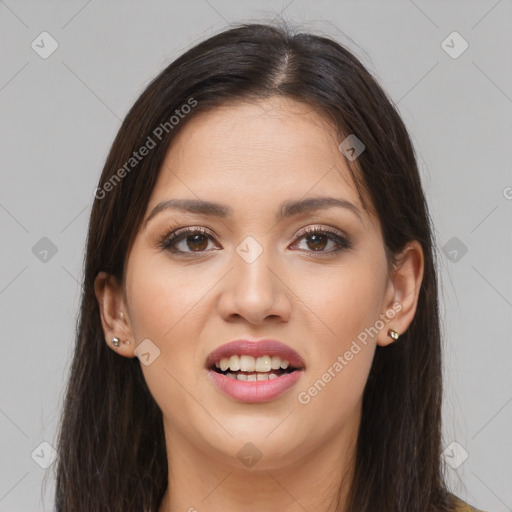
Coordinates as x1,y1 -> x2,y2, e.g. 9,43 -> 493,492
225,372 -> 281,381
239,355 -> 255,372
215,354 -> 290,373
255,355 -> 271,372
271,356 -> 281,370
228,355 -> 240,371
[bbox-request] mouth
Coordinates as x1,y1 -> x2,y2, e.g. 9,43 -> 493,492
205,339 -> 305,403
209,354 -> 300,381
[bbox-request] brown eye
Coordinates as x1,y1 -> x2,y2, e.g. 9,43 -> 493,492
159,227 -> 218,254
183,233 -> 209,251
304,233 -> 329,251
291,227 -> 351,255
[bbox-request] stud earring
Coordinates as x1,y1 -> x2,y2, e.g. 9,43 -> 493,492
388,329 -> 399,340
111,337 -> 120,347
123,339 -> 131,345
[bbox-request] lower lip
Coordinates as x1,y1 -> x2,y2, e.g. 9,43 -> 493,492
208,369 -> 303,403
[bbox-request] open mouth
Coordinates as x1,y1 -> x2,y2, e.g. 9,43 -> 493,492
209,354 -> 301,381
206,343 -> 305,402
205,340 -> 306,402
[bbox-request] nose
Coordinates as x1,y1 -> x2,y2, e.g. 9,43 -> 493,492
216,243 -> 292,326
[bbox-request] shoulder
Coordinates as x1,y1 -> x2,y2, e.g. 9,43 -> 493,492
452,495 -> 487,512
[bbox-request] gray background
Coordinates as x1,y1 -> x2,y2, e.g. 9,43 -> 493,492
1,1 -> 511,511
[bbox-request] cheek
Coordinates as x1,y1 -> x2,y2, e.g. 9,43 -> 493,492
124,249 -> 203,377
295,342 -> 375,443
293,255 -> 386,423
295,277 -> 379,434
126,251 -> 211,341
125,251 -> 210,424
296,253 -> 387,348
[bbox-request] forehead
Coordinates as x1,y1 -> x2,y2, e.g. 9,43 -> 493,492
151,97 -> 369,218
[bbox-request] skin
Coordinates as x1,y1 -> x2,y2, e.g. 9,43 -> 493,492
95,97 -> 424,512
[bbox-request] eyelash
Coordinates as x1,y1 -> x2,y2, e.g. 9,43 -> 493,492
157,225 -> 352,257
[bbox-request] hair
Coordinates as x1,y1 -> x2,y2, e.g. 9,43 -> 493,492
52,20 -> 458,512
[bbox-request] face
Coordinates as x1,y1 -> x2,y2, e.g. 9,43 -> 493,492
112,97 -> 405,470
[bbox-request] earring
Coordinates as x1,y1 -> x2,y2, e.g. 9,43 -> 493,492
111,337 -> 120,347
123,339 -> 131,345
388,329 -> 399,340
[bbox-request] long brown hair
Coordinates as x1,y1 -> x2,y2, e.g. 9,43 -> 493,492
53,21 -> 456,511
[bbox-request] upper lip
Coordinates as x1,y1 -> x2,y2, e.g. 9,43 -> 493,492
206,339 -> 306,370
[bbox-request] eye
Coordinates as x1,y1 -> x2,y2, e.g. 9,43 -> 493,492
158,225 -> 351,256
158,226 -> 219,254
290,226 -> 351,255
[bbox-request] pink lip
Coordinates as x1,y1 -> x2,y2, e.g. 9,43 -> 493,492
205,339 -> 305,369
208,369 -> 303,403
205,339 -> 306,403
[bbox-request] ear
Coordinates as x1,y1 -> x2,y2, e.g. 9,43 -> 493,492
94,271 -> 136,358
377,240 -> 424,347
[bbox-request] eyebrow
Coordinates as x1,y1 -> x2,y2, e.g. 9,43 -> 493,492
144,196 -> 363,226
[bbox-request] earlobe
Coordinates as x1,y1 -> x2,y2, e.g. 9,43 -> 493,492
377,240 -> 424,347
94,271 -> 136,358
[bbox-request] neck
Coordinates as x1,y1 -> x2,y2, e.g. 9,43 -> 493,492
157,417 -> 358,512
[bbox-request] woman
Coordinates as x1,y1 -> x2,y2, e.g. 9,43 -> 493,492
53,22 -> 485,512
